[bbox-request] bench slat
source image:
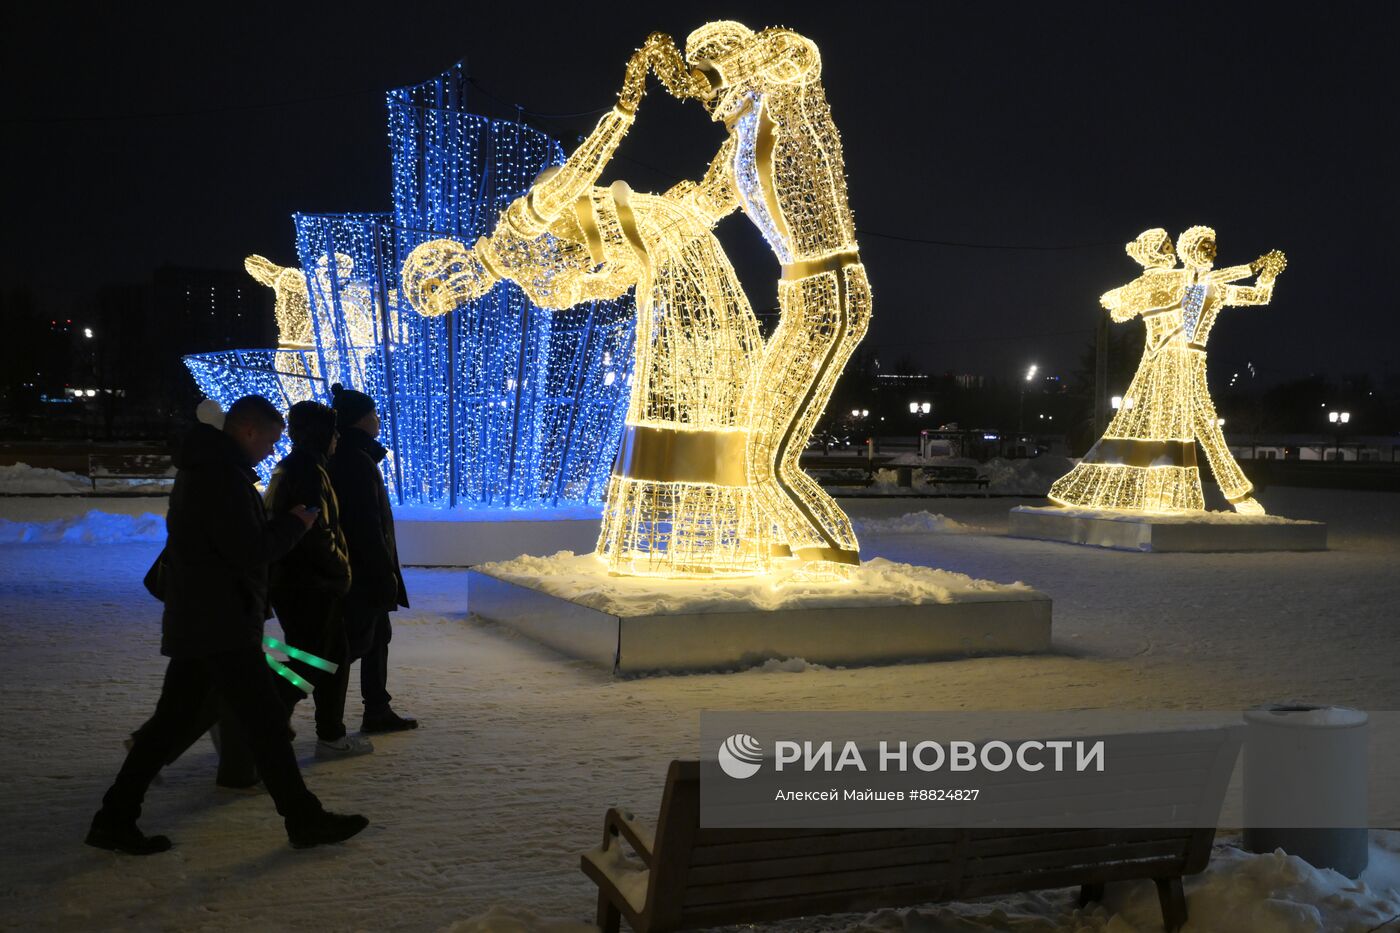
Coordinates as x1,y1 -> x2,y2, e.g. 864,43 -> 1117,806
686,840 -> 958,887
966,827 -> 1190,856
690,828 -> 956,864
682,860 -> 958,908
964,838 -> 1190,876
679,881 -> 957,929
959,855 -> 1197,899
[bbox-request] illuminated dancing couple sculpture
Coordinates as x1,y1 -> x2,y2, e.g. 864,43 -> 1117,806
1013,225 -> 1322,551
404,23 -> 868,581
1049,226 -> 1286,515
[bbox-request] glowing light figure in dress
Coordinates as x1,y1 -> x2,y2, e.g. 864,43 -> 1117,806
403,37 -> 768,576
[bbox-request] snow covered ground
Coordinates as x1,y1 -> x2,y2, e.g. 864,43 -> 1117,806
2,488 -> 1399,931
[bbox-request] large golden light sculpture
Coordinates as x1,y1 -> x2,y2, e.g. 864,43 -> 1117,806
1049,227 -> 1285,514
404,23 -> 869,580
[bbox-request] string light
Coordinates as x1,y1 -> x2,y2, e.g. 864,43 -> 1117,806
1049,227 -> 1285,514
405,23 -> 869,580
185,64 -> 637,505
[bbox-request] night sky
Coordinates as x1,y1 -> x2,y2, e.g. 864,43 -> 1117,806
6,1 -> 1397,386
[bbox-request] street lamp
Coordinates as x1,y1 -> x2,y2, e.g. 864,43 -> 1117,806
1327,410 -> 1351,461
1111,395 -> 1123,410
1019,364 -> 1038,432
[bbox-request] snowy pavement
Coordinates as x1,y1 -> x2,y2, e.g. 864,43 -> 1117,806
1,489 -> 1398,931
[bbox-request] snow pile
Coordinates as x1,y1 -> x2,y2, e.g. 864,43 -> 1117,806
0,461 -> 173,495
980,456 -> 1076,496
855,511 -> 969,535
858,843 -> 1400,932
1024,505 -> 1321,526
747,656 -> 830,673
0,462 -> 92,494
475,550 -> 1039,616
0,509 -> 166,544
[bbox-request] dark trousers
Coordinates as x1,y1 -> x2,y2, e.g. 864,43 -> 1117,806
133,696 -> 260,786
347,604 -> 392,715
101,648 -> 320,824
274,592 -> 350,741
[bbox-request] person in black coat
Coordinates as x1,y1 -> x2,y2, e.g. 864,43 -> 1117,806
328,384 -> 418,734
87,395 -> 369,855
265,401 -> 370,758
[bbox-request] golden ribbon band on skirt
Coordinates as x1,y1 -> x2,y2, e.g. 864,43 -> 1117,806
780,250 -> 862,282
793,545 -> 861,566
1082,437 -> 1199,469
613,424 -> 749,487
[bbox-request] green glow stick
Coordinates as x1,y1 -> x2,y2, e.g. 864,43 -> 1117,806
262,636 -> 339,674
265,654 -> 314,694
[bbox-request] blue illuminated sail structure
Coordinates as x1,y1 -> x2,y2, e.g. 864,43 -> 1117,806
185,65 -> 635,507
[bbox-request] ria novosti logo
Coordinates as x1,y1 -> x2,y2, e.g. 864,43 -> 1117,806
717,733 -> 764,779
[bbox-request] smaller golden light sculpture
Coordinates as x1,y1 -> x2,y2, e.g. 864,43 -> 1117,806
245,253 -> 402,411
245,254 -> 321,406
246,252 -> 400,351
1049,227 -> 1285,514
245,254 -> 315,349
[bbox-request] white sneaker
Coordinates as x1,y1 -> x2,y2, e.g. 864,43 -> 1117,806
315,734 -> 374,759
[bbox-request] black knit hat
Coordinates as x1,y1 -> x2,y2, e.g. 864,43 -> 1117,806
286,401 -> 337,455
330,383 -> 376,429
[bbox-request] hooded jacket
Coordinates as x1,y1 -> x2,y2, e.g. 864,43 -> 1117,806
327,427 -> 408,611
160,424 -> 307,658
265,447 -> 352,602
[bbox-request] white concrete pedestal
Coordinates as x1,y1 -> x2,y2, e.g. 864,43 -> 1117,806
465,553 -> 1053,675
393,506 -> 601,567
1008,505 -> 1327,553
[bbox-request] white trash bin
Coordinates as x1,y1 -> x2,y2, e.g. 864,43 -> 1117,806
1243,704 -> 1369,878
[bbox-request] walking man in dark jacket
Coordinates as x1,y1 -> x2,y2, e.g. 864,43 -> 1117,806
87,395 -> 369,855
265,401 -> 371,758
328,384 -> 418,734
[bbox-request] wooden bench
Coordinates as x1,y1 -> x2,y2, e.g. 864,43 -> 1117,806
88,453 -> 175,492
800,454 -> 895,490
581,728 -> 1242,933
921,464 -> 990,493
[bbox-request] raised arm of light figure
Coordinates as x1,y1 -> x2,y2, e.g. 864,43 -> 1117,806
1220,250 -> 1286,307
403,35 -> 693,318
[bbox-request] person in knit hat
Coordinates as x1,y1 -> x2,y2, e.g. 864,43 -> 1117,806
266,401 -> 369,758
327,384 -> 417,734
